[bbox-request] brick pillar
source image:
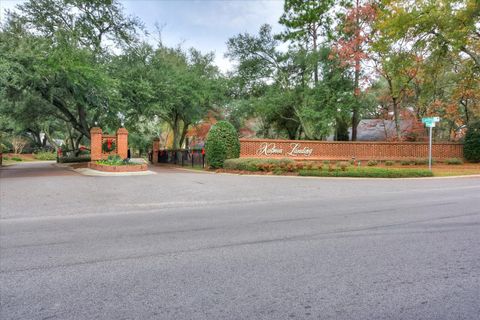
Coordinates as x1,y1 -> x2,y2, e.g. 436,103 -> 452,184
90,127 -> 103,161
116,128 -> 129,159
152,138 -> 160,164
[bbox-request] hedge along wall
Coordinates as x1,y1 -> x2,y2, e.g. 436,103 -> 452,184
240,139 -> 463,161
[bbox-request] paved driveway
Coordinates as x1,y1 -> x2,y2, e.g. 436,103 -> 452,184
1,162 -> 479,319
0,161 -> 79,179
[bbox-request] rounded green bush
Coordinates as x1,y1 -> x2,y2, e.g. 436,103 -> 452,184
205,121 -> 240,168
464,121 -> 480,162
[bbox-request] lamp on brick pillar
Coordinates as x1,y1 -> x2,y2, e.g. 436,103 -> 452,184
152,138 -> 160,164
116,128 -> 129,159
90,127 -> 103,161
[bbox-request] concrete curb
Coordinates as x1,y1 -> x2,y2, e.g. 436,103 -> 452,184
73,168 -> 157,177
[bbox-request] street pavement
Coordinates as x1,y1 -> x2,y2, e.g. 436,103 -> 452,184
1,162 -> 479,319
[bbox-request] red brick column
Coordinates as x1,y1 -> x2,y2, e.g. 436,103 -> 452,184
116,128 -> 129,159
152,138 -> 160,164
90,127 -> 103,161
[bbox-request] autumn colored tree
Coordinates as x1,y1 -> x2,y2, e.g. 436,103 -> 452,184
332,0 -> 376,140
380,0 -> 480,68
373,0 -> 479,140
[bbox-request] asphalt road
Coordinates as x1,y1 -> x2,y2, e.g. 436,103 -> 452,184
1,162 -> 479,319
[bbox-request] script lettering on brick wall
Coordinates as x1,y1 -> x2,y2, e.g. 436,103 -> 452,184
256,143 -> 284,156
287,143 -> 313,157
242,138 -> 463,160
256,142 -> 313,157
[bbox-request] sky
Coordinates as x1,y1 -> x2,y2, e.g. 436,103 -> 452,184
0,0 -> 285,72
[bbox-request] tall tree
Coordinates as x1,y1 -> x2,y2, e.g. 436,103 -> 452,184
379,0 -> 480,68
227,25 -> 355,140
278,0 -> 335,84
0,0 -> 142,144
113,43 -> 223,149
332,0 -> 376,140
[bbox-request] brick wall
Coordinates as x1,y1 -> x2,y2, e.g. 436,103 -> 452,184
116,128 -> 128,159
90,127 -> 129,161
240,139 -> 463,161
90,127 -> 103,161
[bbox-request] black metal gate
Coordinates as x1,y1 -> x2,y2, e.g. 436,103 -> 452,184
157,149 -> 205,168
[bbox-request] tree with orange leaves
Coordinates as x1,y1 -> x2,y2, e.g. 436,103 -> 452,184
332,0 -> 377,141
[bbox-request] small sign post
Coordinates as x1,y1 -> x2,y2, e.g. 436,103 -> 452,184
422,117 -> 441,170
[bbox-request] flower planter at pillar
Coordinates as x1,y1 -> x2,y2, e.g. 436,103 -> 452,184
88,162 -> 147,172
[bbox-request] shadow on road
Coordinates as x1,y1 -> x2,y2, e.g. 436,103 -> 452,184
0,162 -> 79,179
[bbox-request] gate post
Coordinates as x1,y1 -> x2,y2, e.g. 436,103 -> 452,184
116,128 -> 129,159
152,138 -> 160,164
90,127 -> 103,161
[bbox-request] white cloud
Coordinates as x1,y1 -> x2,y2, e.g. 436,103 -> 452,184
187,0 -> 284,31
0,0 -> 24,23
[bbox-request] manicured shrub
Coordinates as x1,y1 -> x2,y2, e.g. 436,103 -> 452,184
385,160 -> 395,166
96,155 -> 132,166
287,163 -> 296,172
444,158 -> 463,165
295,162 -> 305,170
367,160 -> 378,166
223,158 -> 257,171
33,151 -> 57,160
205,121 -> 240,168
400,160 -> 413,165
464,121 -> 480,162
58,156 -> 91,163
298,167 -> 433,178
337,161 -> 349,171
414,158 -> 428,165
223,158 -> 294,172
11,157 -> 22,161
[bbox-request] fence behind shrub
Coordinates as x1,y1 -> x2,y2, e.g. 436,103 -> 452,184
154,149 -> 205,168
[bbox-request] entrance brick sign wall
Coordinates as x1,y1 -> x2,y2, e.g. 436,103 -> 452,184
90,127 -> 129,161
240,139 -> 463,161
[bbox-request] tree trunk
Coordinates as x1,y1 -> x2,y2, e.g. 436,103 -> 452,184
178,122 -> 190,149
351,65 -> 360,141
74,134 -> 83,156
44,130 -> 60,149
28,129 -> 42,146
171,115 -> 181,149
461,100 -> 470,125
50,95 -> 91,139
392,96 -> 402,140
312,23 -> 318,85
336,117 -> 349,141
351,0 -> 361,141
386,77 -> 402,140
